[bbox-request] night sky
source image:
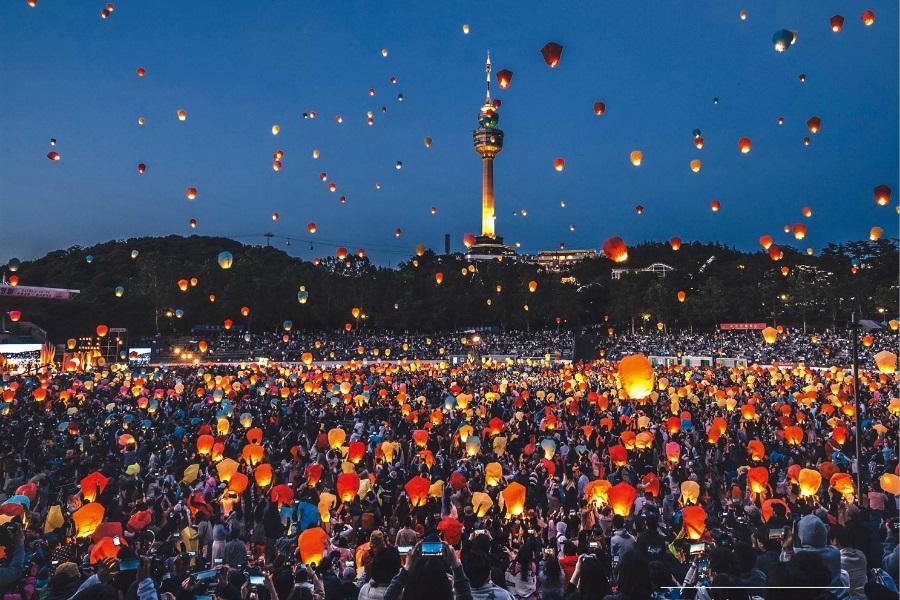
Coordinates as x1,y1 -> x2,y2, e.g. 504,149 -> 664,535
1,1 -> 897,266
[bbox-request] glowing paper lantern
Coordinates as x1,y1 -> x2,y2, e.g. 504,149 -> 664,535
747,466 -> 769,495
738,137 -> 751,153
217,251 -> 233,269
501,482 -> 526,516
327,428 -> 346,449
73,502 -> 105,538
80,471 -> 109,502
879,473 -> 900,495
680,480 -> 700,505
874,351 -> 897,374
405,475 -> 431,508
472,491 -> 493,517
860,10 -> 875,26
306,463 -> 323,487
784,426 -> 804,445
241,443 -> 264,466
603,237 -> 628,262
585,479 -> 612,506
196,434 -> 215,455
798,468 -> 822,497
216,458 -> 239,483
540,42 -> 563,67
337,472 -> 360,502
762,327 -> 778,344
630,150 -> 642,166
298,527 -> 329,566
485,462 -> 503,486
254,464 -> 273,488
682,505 -> 707,540
874,185 -> 891,206
618,354 -> 654,399
608,482 -> 637,517
665,442 -> 680,464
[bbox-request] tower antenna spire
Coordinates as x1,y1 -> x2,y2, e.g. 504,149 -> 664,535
484,49 -> 491,102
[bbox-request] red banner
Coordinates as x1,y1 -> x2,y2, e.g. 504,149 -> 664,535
719,322 -> 766,330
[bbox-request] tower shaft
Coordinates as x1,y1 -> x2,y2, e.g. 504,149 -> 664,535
481,156 -> 495,237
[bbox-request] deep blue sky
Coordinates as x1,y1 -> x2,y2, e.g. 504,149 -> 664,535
1,1 -> 897,265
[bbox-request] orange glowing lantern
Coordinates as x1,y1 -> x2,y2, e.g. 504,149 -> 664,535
618,354 -> 654,399
501,482 -> 527,516
73,502 -> 105,538
608,482 -> 637,517
298,527 -> 329,566
405,475 -> 431,508
798,468 -> 822,497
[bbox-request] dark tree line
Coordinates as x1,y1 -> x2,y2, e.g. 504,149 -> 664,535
3,235 -> 897,338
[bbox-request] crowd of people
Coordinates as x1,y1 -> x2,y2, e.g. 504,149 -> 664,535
0,336 -> 898,600
599,329 -> 897,369
150,330 -> 576,363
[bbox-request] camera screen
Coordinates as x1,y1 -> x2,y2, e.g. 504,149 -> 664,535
420,542 -> 443,556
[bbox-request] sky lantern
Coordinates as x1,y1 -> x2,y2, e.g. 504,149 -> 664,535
762,327 -> 778,344
528,280 -> 538,293
682,505 -> 707,540
874,185 -> 891,206
424,136 -> 432,148
665,442 -> 680,464
609,445 -> 628,467
73,503 -> 105,538
241,443 -> 264,466
784,426 -> 804,445
670,237 -> 681,251
327,428 -> 346,449
306,463 -> 323,487
496,69 -> 512,89
747,466 -> 769,496
540,42 -> 563,67
748,439 -> 766,461
890,320 -> 899,332
336,247 -> 348,260
608,482 -> 637,517
830,473 -> 855,500
216,251 -> 233,269
593,101 -> 605,115
553,158 -> 565,172
874,351 -> 896,374
798,468 -> 822,497
862,335 -> 874,348
177,109 -> 187,121
485,462 -> 503,486
772,29 -> 798,52
411,429 -> 428,448
472,492 -> 493,517
690,159 -> 702,172
738,137 -> 751,153
618,354 -> 654,399
216,458 -> 239,483
681,480 -> 700,505
710,199 -> 720,212
860,10 -> 875,26
677,290 -> 686,303
405,475 -> 431,507
879,473 -> 900,495
8,310 -> 21,322
80,471 -> 109,503
47,151 -> 60,161
759,235 -> 773,249
870,226 -> 883,241
435,272 -> 444,285
602,236 -> 628,262
694,135 -> 704,149
177,279 -> 189,292
768,244 -> 783,261
502,482 -> 527,516
830,15 -> 844,31
630,150 -> 642,166
96,324 -> 109,338
337,472 -> 361,502
254,464 -> 273,488
792,224 -> 807,239
806,116 -> 821,134
298,527 -> 329,566
584,480 -> 612,507
463,233 -> 476,248
347,441 -> 366,463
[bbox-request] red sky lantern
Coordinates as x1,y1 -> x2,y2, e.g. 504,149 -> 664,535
608,482 -> 637,516
602,236 -> 628,262
496,69 -> 512,89
337,472 -> 360,502
540,42 -> 563,67
405,475 -> 431,507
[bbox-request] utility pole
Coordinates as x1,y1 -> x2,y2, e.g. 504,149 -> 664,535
264,233 -> 274,247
